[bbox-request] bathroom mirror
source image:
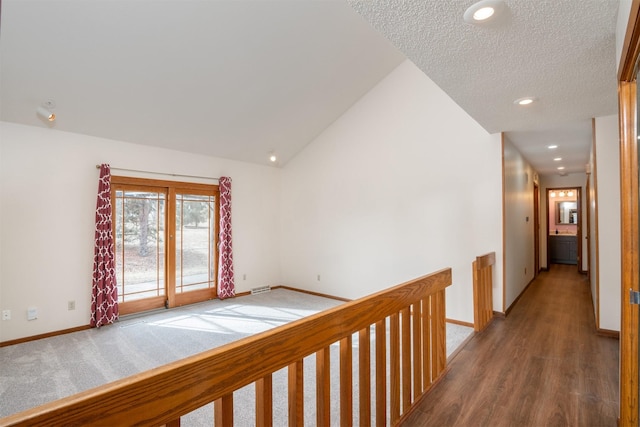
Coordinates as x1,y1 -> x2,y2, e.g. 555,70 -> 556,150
556,201 -> 577,224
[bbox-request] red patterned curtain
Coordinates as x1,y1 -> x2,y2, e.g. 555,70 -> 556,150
217,176 -> 235,299
90,164 -> 119,327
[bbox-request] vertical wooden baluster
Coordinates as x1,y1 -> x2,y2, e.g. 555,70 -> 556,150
164,419 -> 180,427
359,327 -> 371,426
483,267 -> 489,327
340,335 -> 353,427
431,295 -> 439,380
473,260 -> 480,331
390,313 -> 400,424
316,347 -> 331,426
256,374 -> 273,427
401,307 -> 411,412
484,267 -> 488,327
214,393 -> 233,427
375,319 -> 387,427
479,266 -> 485,327
485,264 -> 493,323
439,289 -> 447,376
422,296 -> 431,391
412,301 -> 422,400
288,360 -> 304,427
432,290 -> 446,378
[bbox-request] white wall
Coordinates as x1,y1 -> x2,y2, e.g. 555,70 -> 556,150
0,122 -> 281,341
594,114 -> 621,331
279,60 -> 503,324
540,172 -> 589,272
503,137 -> 536,310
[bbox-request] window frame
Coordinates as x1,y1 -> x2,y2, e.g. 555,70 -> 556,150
111,176 -> 220,315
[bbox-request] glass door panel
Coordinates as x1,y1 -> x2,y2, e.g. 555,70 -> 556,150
114,189 -> 166,304
175,193 -> 216,295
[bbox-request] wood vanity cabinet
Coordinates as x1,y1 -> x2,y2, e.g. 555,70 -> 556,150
549,235 -> 577,265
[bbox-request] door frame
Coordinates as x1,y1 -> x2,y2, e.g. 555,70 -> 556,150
545,187 -> 582,269
576,187 -> 583,273
618,1 -> 640,424
585,122 -> 600,326
111,176 -> 220,316
534,183 -> 540,276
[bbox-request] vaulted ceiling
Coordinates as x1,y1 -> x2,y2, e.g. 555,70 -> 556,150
0,1 -> 619,175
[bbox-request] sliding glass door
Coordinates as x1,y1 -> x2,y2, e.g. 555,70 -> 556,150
172,191 -> 218,306
112,177 -> 219,315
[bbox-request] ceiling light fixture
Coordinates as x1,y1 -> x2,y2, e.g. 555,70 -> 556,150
268,152 -> 277,163
514,97 -> 537,106
551,189 -> 575,198
553,157 -> 562,161
36,99 -> 56,122
37,107 -> 55,122
557,166 -> 565,170
473,7 -> 494,20
548,145 -> 558,149
463,0 -> 505,24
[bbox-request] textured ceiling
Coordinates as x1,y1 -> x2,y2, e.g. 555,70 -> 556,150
348,0 -> 618,175
1,0 -> 620,175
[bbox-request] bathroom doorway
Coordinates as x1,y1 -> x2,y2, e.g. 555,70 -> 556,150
546,187 -> 582,270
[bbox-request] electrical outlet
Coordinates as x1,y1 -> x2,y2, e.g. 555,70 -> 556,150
68,301 -> 76,310
317,274 -> 321,281
2,310 -> 10,321
242,274 -> 246,281
27,307 -> 37,321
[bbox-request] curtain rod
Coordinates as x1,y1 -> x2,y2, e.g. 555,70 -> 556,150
95,165 -> 219,181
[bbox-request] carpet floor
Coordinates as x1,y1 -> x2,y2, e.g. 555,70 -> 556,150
0,289 -> 473,425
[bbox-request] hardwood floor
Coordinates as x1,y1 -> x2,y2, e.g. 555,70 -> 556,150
403,264 -> 619,426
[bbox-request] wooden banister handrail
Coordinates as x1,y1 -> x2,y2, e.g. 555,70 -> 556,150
1,268 -> 452,427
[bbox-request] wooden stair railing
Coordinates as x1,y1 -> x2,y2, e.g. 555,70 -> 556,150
473,252 -> 496,332
0,268 -> 452,427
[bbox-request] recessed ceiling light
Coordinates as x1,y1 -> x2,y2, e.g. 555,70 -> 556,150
473,7 -> 495,20
514,97 -> 537,106
557,166 -> 565,170
463,0 -> 505,24
269,154 -> 277,163
548,145 -> 558,149
553,157 -> 562,161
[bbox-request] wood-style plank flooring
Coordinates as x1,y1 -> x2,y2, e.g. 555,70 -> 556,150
403,264 -> 619,426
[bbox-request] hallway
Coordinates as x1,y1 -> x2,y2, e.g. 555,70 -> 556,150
403,264 -> 619,426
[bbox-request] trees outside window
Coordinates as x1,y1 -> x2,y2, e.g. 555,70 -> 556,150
111,177 -> 219,315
